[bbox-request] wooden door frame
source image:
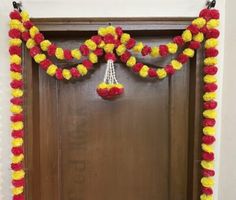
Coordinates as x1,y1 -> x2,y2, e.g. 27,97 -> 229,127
23,17 -> 203,200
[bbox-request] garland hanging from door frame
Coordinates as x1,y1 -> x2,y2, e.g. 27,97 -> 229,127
8,0 -> 219,199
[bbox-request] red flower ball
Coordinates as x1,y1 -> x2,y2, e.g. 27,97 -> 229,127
173,36 -> 184,46
202,187 -> 213,195
80,44 -> 90,56
39,59 -> 52,70
105,53 -> 116,61
187,24 -> 199,35
11,113 -> 24,122
9,45 -> 21,56
29,46 -> 41,57
34,33 -> 45,44
204,83 -> 218,92
200,26 -> 209,34
13,194 -> 25,200
115,27 -> 123,36
204,100 -> 217,109
64,49 -> 73,60
47,44 -> 57,56
205,48 -> 219,57
55,68 -> 63,80
148,68 -> 157,77
132,63 -> 143,72
177,54 -> 189,64
164,65 -> 175,75
159,45 -> 169,56
12,146 -> 24,155
203,65 -> 218,75
12,179 -> 25,188
94,48 -> 103,56
10,80 -> 23,89
104,34 -> 115,44
23,20 -> 34,29
120,51 -> 131,63
12,130 -> 24,138
210,9 -> 220,19
203,118 -> 216,127
11,97 -> 23,105
202,169 -> 215,177
202,135 -> 216,145
202,152 -> 214,161
126,38 -> 136,49
21,31 -> 30,41
189,41 -> 201,50
141,45 -> 152,56
206,29 -> 220,39
11,163 -> 23,171
199,9 -> 211,20
91,35 -> 102,44
10,64 -> 22,73
83,60 -> 93,69
9,29 -> 21,38
10,11 -> 22,20
70,67 -> 80,78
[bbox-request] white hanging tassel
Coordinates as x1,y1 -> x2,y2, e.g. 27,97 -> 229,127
96,59 -> 124,99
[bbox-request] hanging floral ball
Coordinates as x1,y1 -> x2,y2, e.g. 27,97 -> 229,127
96,82 -> 124,99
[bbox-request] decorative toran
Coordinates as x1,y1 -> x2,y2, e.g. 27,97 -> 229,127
9,0 -> 219,199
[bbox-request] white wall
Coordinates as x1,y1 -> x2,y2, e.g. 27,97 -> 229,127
0,0 -> 227,199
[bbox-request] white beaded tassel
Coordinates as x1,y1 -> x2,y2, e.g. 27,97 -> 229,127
103,59 -> 119,85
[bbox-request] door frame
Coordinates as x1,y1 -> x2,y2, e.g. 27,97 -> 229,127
23,17 -> 203,200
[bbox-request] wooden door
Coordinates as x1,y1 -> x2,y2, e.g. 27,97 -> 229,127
23,18 -> 203,200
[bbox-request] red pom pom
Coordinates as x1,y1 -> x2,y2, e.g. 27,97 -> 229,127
21,31 -> 30,41
177,54 -> 189,64
47,44 -> 57,56
202,169 -> 215,177
108,87 -> 123,97
126,38 -> 136,49
202,135 -> 216,144
105,53 -> 116,61
11,163 -> 23,171
12,146 -> 24,155
210,9 -> 220,19
200,26 -> 209,34
148,68 -> 157,77
55,68 -> 63,80
203,66 -> 218,75
12,130 -> 24,138
115,27 -> 123,36
80,44 -> 90,56
64,49 -> 73,60
12,179 -> 25,188
11,97 -> 23,105
10,64 -> 22,73
202,152 -> 214,161
94,48 -> 103,56
189,41 -> 201,49
104,34 -> 115,44
9,46 -> 21,56
114,39 -> 121,47
23,21 -> 34,29
91,35 -> 102,44
10,11 -> 22,20
29,46 -> 41,57
9,29 -> 21,38
34,33 -> 44,44
70,67 -> 81,78
141,45 -> 152,56
97,88 -> 109,98
120,51 -> 131,63
10,80 -> 23,89
132,63 -> 143,72
83,60 -> 93,69
173,36 -> 184,46
202,187 -> 213,195
13,194 -> 25,200
159,45 -> 169,56
203,100 -> 217,109
204,83 -> 218,92
206,29 -> 220,39
11,114 -> 24,122
39,59 -> 52,70
203,118 -> 216,127
205,48 -> 218,57
187,24 -> 199,35
164,65 -> 176,75
199,8 -> 211,21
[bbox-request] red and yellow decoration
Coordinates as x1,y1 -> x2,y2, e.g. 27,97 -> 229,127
9,4 -> 220,200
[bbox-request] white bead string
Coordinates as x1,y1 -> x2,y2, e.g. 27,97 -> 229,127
103,59 -> 119,85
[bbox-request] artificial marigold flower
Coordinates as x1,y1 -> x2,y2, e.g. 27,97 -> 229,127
126,56 -> 136,67
202,135 -> 216,144
139,65 -> 149,78
207,19 -> 219,29
202,144 -> 214,153
40,40 -> 52,51
193,32 -> 204,42
203,109 -> 217,119
46,64 -> 58,76
132,63 -> 143,72
89,52 -> 98,63
120,33 -> 131,44
55,48 -> 64,59
77,64 -> 88,76
85,39 -> 97,51
126,38 -> 136,49
156,68 -> 167,79
206,29 -> 220,39
202,187 -> 213,195
116,44 -> 126,56
201,177 -> 214,188
141,45 -> 152,56
39,59 -> 52,70
133,42 -> 144,53
148,68 -> 157,77
182,29 -> 192,42
164,65 -> 176,75
167,42 -> 178,54
183,48 -> 195,58
70,67 -> 81,78
55,68 -> 63,80
120,51 -> 131,63
159,45 -> 169,56
192,17 -> 206,28
62,69 -> 72,80
71,49 -> 81,60
173,36 -> 184,46
34,33 -> 44,44
34,54 -> 46,64
187,24 -> 199,35
82,60 -> 93,69
150,47 -> 160,57
203,100 -> 217,110
171,60 -> 182,70
63,49 -> 73,60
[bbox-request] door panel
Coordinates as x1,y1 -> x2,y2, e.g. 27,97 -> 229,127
23,18 -> 203,200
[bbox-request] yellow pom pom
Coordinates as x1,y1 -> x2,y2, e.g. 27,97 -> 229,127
126,56 -> 136,67
201,160 -> 214,170
29,26 -> 39,38
192,17 -> 206,28
207,19 -> 220,29
10,105 -> 23,114
12,154 -> 24,164
71,49 -> 81,60
20,11 -> 29,22
12,121 -> 24,131
9,39 -> 22,47
203,92 -> 217,101
12,138 -> 23,147
120,33 -> 131,44
133,42 -> 144,53
26,38 -> 36,49
98,82 -> 107,89
104,44 -> 115,53
40,40 -> 52,51
171,60 -> 183,70
34,54 -> 46,64
62,69 -> 72,80
89,53 -> 98,63
10,72 -> 22,81
201,177 -> 214,188
55,48 -> 64,60
183,48 -> 195,58
167,43 -> 178,54
182,30 -> 192,42
157,68 -> 167,79
106,26 -> 116,35
85,39 -> 97,51
204,57 -> 217,65
204,75 -> 217,83
12,170 -> 25,180
116,44 -> 126,56
203,110 -> 217,119
205,38 -> 218,49
10,55 -> 21,65
150,47 -> 160,57
12,89 -> 23,98
46,64 -> 58,76
98,41 -> 105,48
98,27 -> 107,36
203,127 -> 216,136
202,144 -> 214,153
13,186 -> 24,195
200,194 -> 213,200
193,32 -> 204,42
9,19 -> 21,30
77,64 -> 88,76
139,65 -> 149,78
